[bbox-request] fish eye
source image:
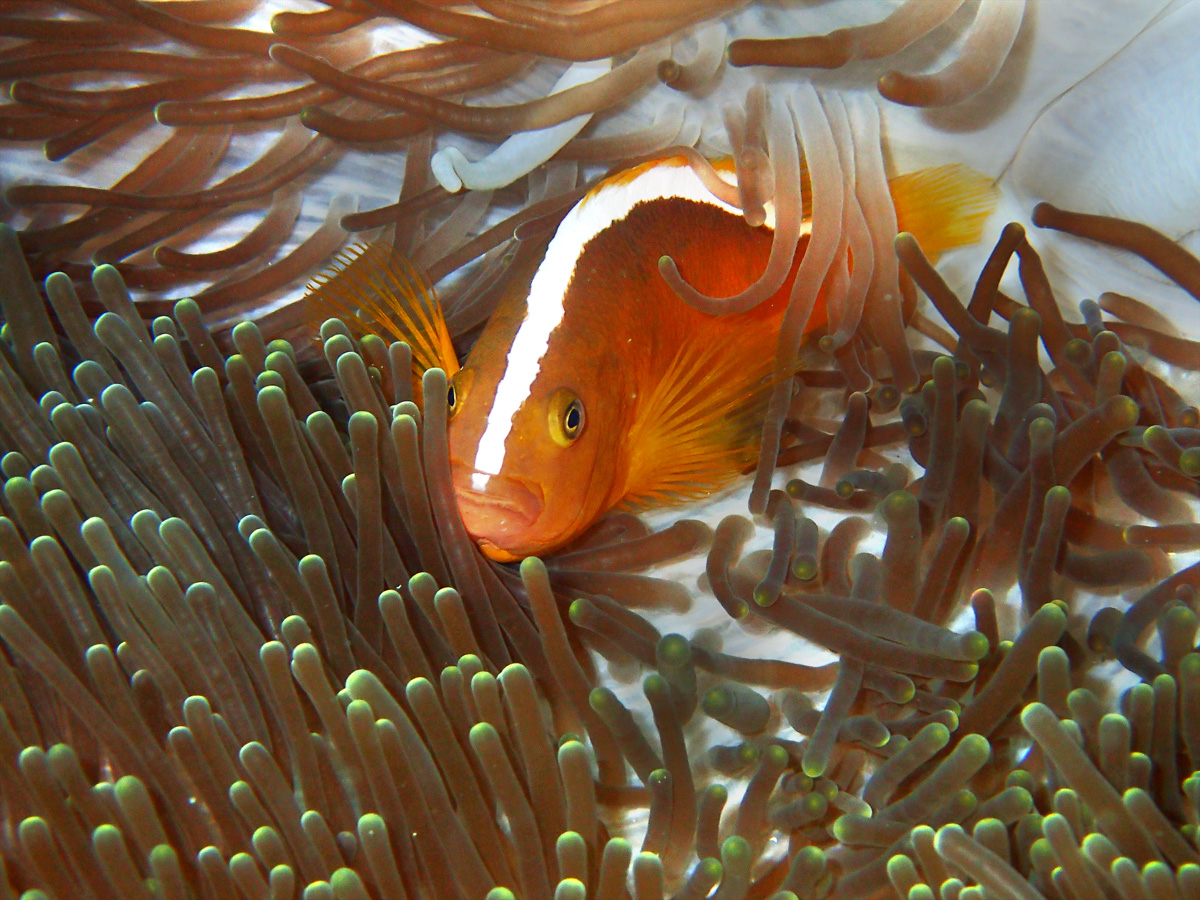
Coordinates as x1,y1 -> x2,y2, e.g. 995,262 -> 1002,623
548,388 -> 585,446
565,402 -> 582,435
447,369 -> 472,420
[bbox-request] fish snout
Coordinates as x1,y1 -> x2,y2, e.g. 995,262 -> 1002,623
449,463 -> 545,561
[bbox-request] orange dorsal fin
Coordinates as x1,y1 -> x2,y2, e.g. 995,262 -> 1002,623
889,163 -> 998,260
304,243 -> 460,403
619,336 -> 793,510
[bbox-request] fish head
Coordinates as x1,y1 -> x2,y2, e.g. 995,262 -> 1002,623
446,347 -> 626,563
441,255 -> 628,562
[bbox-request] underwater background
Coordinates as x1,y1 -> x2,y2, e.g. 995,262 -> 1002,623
0,1 -> 1199,897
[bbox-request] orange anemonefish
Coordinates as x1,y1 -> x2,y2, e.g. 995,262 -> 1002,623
307,155 -> 996,562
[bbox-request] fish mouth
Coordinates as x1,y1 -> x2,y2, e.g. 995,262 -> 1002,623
450,464 -> 544,532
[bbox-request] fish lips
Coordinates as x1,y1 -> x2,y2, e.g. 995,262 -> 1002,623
450,465 -> 545,554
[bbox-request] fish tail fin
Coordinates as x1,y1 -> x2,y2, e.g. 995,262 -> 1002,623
304,243 -> 460,404
888,163 -> 998,260
619,333 -> 791,510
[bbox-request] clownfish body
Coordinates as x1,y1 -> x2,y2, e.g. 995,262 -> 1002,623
308,156 -> 995,561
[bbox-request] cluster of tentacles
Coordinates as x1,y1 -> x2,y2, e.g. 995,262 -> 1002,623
0,182 -> 1198,899
2,0 -> 1026,337
3,1 -> 1200,899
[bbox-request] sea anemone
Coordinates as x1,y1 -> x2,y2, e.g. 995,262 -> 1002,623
1,2 -> 1199,899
